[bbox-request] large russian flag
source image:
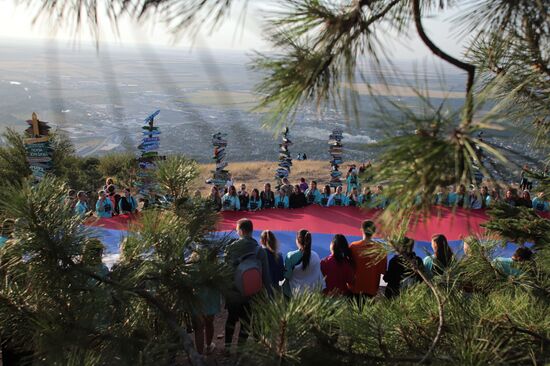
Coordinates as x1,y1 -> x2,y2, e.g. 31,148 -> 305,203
85,206 -> 546,267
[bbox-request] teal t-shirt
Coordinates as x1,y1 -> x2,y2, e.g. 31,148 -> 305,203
493,257 -> 522,277
0,236 -> 8,248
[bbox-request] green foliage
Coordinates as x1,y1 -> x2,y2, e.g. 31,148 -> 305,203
0,128 -> 31,185
156,155 -> 199,200
97,152 -> 138,189
0,175 -> 227,365
483,202 -> 550,247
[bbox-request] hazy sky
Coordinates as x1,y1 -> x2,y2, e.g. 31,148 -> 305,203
0,0 -> 467,60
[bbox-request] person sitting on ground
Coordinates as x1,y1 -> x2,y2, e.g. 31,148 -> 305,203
283,229 -> 325,297
74,191 -> 90,218
383,237 -> 423,298
238,184 -> 249,211
349,221 -> 386,301
424,234 -> 454,278
299,177 -> 308,192
490,187 -> 501,203
347,187 -> 360,207
369,185 -> 388,209
448,184 -> 468,208
320,234 -> 354,296
479,185 -> 491,209
532,192 -> 549,212
275,188 -> 290,209
103,177 -> 115,191
260,183 -> 275,209
224,219 -> 271,348
346,169 -> 361,195
289,184 -> 307,209
221,185 -> 240,211
304,180 -> 322,205
468,186 -> 483,209
433,186 -> 448,206
493,247 -> 533,277
280,177 -> 293,197
320,185 -> 331,207
208,186 -> 222,211
503,188 -> 519,207
65,189 -> 77,210
95,190 -> 113,218
358,186 -> 371,206
517,190 -> 533,208
260,230 -> 285,291
106,184 -> 120,216
248,188 -> 262,211
0,219 -> 15,248
118,188 -> 137,214
328,185 -> 349,207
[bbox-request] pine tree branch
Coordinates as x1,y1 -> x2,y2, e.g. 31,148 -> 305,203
505,315 -> 550,345
412,0 -> 476,126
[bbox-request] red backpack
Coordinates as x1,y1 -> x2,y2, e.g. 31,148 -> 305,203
234,247 -> 263,297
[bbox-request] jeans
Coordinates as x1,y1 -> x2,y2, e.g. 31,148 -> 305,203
224,301 -> 251,347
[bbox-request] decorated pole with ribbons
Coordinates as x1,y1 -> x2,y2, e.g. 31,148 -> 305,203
328,129 -> 344,188
24,112 -> 52,182
136,110 -> 164,203
208,132 -> 230,189
274,127 -> 293,188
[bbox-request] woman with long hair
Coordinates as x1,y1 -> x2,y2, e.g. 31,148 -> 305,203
424,234 -> 454,278
221,185 -> 240,211
208,186 -> 222,211
283,229 -> 324,296
320,234 -> 354,296
248,188 -> 262,211
260,230 -> 284,291
320,185 -> 331,207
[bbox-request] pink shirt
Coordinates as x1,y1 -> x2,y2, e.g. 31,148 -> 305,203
320,254 -> 354,296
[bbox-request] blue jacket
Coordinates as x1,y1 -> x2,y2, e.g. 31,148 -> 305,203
346,175 -> 360,194
274,195 -> 289,209
328,194 -> 348,207
221,194 -> 240,211
75,201 -> 89,218
304,188 -> 322,205
118,196 -> 137,213
248,197 -> 262,211
95,198 -> 113,218
532,198 -> 549,212
319,193 -> 330,207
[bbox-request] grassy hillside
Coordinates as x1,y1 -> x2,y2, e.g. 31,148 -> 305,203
193,160 -> 362,194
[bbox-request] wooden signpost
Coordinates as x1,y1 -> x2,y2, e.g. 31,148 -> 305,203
328,129 -> 344,187
24,112 -> 52,181
137,110 -> 165,202
209,132 -> 230,189
275,127 -> 293,188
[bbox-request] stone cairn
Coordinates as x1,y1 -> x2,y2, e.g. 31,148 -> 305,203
137,110 -> 163,201
275,127 -> 293,188
209,132 -> 230,189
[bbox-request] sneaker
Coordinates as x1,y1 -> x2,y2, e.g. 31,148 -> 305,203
205,342 -> 216,355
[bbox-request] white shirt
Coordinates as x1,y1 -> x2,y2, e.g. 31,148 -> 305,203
289,251 -> 325,294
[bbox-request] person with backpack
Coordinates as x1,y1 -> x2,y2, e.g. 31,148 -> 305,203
283,229 -> 325,297
260,230 -> 285,291
275,188 -> 290,209
320,234 -> 354,296
248,188 -> 262,211
118,188 -> 137,214
224,219 -> 272,349
221,185 -> 241,211
383,237 -> 423,298
304,180 -> 322,205
424,234 -> 454,279
260,183 -> 275,209
95,190 -> 113,218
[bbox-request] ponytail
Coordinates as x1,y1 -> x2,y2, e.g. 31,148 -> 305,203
297,229 -> 312,270
260,230 -> 279,262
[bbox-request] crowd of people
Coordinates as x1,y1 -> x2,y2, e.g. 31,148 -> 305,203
206,172 -> 550,213
188,218 -> 534,355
